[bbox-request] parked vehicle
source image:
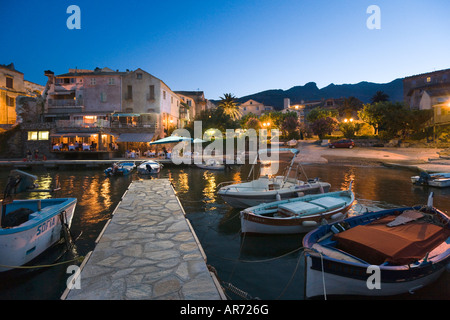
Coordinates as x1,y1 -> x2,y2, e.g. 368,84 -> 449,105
329,139 -> 355,149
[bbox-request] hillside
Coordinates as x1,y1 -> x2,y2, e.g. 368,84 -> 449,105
232,78 -> 404,110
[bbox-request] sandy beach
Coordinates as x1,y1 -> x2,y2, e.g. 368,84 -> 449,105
295,140 -> 450,173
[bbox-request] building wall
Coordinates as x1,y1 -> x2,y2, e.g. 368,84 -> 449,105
81,74 -> 122,113
121,69 -> 161,114
404,68 -> 450,109
0,64 -> 26,125
239,99 -> 274,117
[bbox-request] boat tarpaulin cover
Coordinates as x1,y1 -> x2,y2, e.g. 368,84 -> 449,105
333,215 -> 450,265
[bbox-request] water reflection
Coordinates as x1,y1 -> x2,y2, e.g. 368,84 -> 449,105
0,163 -> 448,300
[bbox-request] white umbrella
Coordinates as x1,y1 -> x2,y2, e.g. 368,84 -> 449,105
193,138 -> 206,143
149,136 -> 193,145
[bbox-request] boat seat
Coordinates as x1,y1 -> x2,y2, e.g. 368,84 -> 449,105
278,202 -> 326,217
309,197 -> 346,210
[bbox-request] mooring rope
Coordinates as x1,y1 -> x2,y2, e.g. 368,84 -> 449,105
0,256 -> 84,270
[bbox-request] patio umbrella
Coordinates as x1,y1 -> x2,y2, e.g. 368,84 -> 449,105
149,136 -> 193,145
193,138 -> 206,143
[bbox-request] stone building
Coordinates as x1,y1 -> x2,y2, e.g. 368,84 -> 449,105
239,99 -> 274,117
403,68 -> 450,130
0,63 -> 44,128
122,69 -> 180,138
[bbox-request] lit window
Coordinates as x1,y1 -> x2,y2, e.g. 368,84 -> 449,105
427,77 -> 431,83
28,131 -> 38,140
38,131 -> 49,140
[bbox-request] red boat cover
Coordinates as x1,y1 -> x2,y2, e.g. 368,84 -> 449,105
333,215 -> 450,265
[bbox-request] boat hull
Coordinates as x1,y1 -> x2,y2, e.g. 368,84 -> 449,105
304,254 -> 447,298
219,182 -> 331,209
240,191 -> 353,235
137,162 -> 161,174
302,206 -> 450,298
0,198 -> 77,272
411,173 -> 450,188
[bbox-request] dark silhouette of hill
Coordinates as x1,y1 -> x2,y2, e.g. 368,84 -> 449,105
230,78 -> 404,110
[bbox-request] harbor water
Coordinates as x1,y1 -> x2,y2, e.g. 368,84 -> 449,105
0,162 -> 449,300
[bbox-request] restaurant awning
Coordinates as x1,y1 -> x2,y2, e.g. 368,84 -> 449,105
50,132 -> 96,137
116,133 -> 154,143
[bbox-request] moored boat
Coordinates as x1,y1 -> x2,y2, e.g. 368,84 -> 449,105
137,160 -> 162,175
411,172 -> 450,188
240,184 -> 354,235
196,158 -> 225,170
302,193 -> 450,298
104,161 -> 136,176
0,197 -> 77,273
218,148 -> 331,208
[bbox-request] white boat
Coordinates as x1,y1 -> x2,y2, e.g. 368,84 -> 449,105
0,197 -> 77,272
411,172 -> 450,188
196,158 -> 225,170
137,160 -> 162,174
302,193 -> 450,298
218,148 -> 331,208
240,185 -> 354,235
105,161 -> 136,176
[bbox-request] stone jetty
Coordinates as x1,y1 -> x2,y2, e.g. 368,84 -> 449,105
62,179 -> 225,300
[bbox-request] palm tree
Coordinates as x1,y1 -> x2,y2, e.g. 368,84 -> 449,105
371,91 -> 389,103
218,93 -> 242,121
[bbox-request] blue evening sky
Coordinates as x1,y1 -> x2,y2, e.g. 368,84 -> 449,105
1,0 -> 449,100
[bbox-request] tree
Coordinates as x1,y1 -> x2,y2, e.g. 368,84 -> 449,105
281,115 -> 301,139
339,96 -> 363,118
310,117 -> 339,139
339,121 -> 363,138
244,117 -> 261,130
218,93 -> 242,121
358,103 -> 384,134
371,91 -> 389,103
306,108 -> 338,123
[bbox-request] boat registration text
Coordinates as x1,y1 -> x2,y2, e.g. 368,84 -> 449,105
36,217 -> 57,237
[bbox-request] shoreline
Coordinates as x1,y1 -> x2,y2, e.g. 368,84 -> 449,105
295,141 -> 450,173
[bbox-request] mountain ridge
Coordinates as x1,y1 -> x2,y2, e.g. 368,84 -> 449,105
225,78 -> 404,110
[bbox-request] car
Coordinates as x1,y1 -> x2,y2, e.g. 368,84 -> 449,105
329,139 -> 355,149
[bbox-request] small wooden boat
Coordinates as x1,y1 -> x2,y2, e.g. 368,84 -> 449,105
104,161 -> 136,176
302,193 -> 450,298
196,158 -> 225,170
0,197 -> 77,273
137,160 -> 162,175
411,172 -> 450,188
218,148 -> 331,208
240,184 -> 354,235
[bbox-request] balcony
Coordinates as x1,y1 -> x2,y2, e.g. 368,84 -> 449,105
48,98 -> 84,107
56,119 -> 110,129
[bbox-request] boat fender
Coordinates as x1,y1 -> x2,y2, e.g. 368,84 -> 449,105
302,220 -> 318,227
276,192 -> 281,201
331,212 -> 344,221
297,192 -> 304,197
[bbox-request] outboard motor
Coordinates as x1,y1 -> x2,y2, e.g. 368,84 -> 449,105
417,172 -> 431,185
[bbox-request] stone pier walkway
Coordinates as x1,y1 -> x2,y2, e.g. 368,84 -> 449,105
62,179 -> 226,300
